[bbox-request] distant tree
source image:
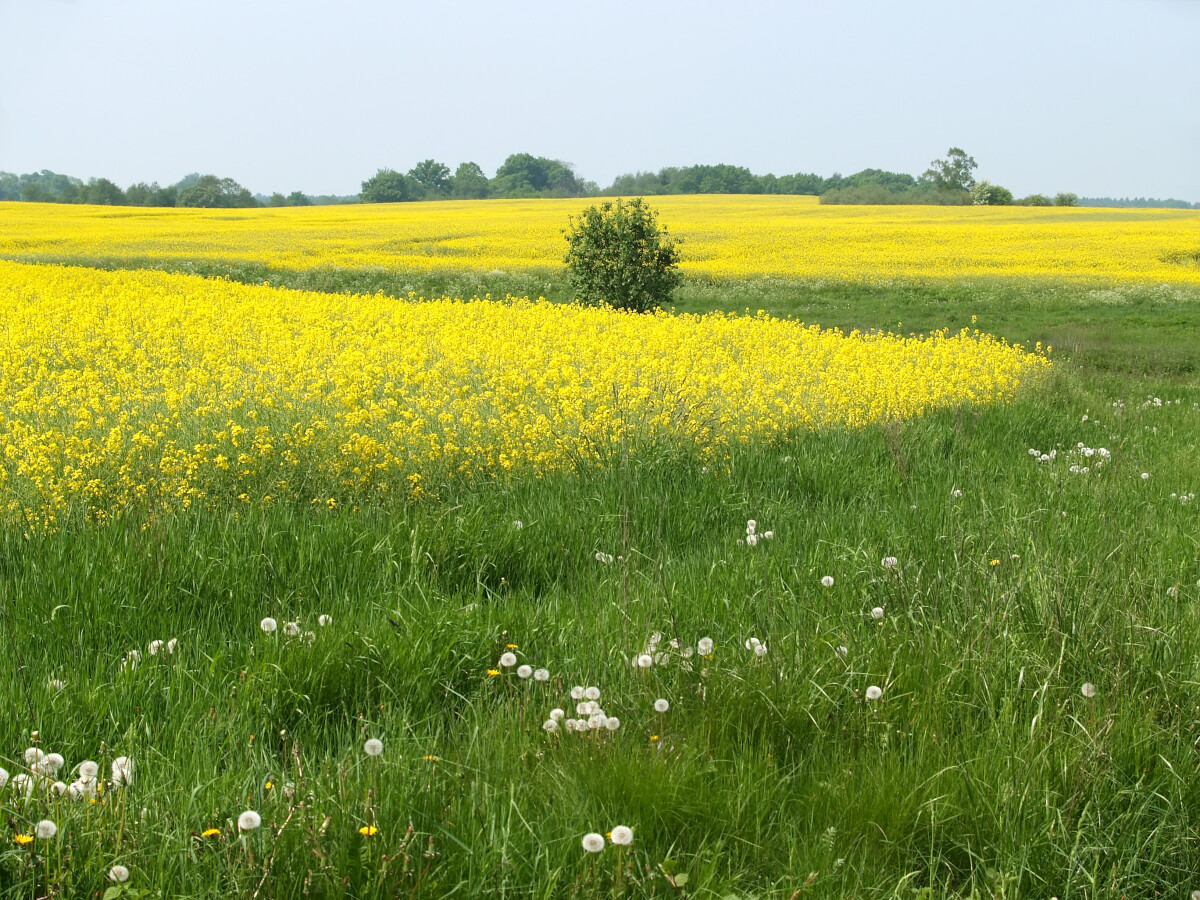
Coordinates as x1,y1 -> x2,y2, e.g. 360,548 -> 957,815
59,182 -> 82,203
20,182 -> 47,202
492,153 -> 587,198
1018,193 -> 1052,206
286,190 -> 311,206
452,161 -> 490,199
971,180 -> 1013,205
564,197 -> 682,313
923,147 -> 978,192
151,184 -> 178,207
82,178 -> 126,205
125,182 -> 158,206
177,175 -> 257,208
268,192 -> 288,207
408,159 -> 452,196
1054,192 -> 1079,207
361,168 -> 417,203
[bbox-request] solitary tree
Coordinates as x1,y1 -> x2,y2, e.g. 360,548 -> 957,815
923,147 -> 978,192
360,168 -> 416,203
408,159 -> 452,196
563,198 -> 682,313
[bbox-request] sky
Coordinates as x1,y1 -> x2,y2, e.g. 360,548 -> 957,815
1,0 -> 1198,200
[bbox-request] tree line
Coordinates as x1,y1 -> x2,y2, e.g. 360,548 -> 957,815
0,171 -> 352,208
4,149 -> 1195,208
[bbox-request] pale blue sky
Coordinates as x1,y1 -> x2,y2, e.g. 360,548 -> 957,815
1,0 -> 1197,200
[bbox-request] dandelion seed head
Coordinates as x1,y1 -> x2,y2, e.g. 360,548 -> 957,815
260,617 -> 277,633
51,781 -> 67,796
581,832 -> 605,853
746,519 -> 757,535
550,708 -> 565,721
237,810 -> 262,832
871,607 -> 885,620
570,685 -> 585,700
512,520 -> 523,530
654,698 -> 670,713
0,768 -> 8,790
881,556 -> 898,569
821,575 -> 835,588
112,757 -> 133,786
44,753 -> 64,774
363,738 -> 384,757
745,533 -> 759,547
697,637 -> 714,656
148,640 -> 164,655
12,774 -> 33,797
754,642 -> 768,657
78,760 -> 99,780
318,614 -> 332,627
498,652 -> 517,668
836,645 -> 849,659
865,685 -> 883,701
35,820 -> 56,840
637,653 -> 654,668
108,864 -> 130,883
517,665 -> 533,679
1142,472 -> 1151,480
542,719 -> 558,732
1081,682 -> 1097,698
604,716 -> 620,731
610,825 -> 633,846
24,747 -> 45,766
284,621 -> 301,638
533,667 -> 550,681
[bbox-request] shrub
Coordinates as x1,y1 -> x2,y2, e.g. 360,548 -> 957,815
1054,192 -> 1079,207
563,198 -> 682,312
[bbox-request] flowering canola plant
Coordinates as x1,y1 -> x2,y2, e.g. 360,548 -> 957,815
0,261 -> 1048,525
1,196 -> 1199,284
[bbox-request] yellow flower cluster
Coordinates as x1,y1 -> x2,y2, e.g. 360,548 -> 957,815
1,196 -> 1198,283
0,261 -> 1048,525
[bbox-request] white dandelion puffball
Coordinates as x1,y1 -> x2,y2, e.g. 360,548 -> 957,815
745,533 -> 759,547
284,621 -> 301,638
0,767 -> 7,790
542,719 -> 558,732
951,489 -> 963,498
318,614 -> 332,627
836,645 -> 849,659
763,531 -> 775,540
637,653 -> 653,668
821,576 -> 835,588
604,717 -> 620,731
50,781 -> 67,796
584,686 -> 600,701
533,667 -> 550,682
512,520 -> 523,530
1168,586 -> 1179,598
48,678 -> 66,691
13,774 -> 33,797
871,607 -> 885,620
78,760 -> 99,781
754,642 -> 768,657
581,832 -> 605,853
112,757 -> 134,787
865,685 -> 883,701
610,825 -> 634,846
260,617 -> 277,633
238,810 -> 262,832
570,685 -> 585,700
517,665 -> 533,679
697,637 -> 714,656
166,637 -> 178,654
499,652 -> 517,668
35,819 -> 57,840
148,640 -> 164,656
587,713 -> 604,730
108,865 -> 130,883
25,747 -> 45,766
1081,682 -> 1097,698
745,637 -> 760,651
1141,472 -> 1150,480
550,708 -> 565,721
364,738 -> 384,757
67,781 -> 90,800
746,519 -> 757,535
882,556 -> 899,569
654,698 -> 670,713
45,753 -> 64,774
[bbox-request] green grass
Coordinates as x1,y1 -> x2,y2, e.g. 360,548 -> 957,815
2,257 -> 1200,896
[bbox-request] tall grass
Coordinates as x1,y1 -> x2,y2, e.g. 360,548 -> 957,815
2,361 -> 1199,895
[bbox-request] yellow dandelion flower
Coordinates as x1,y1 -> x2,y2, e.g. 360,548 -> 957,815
422,755 -> 440,762
990,559 -> 1000,566
14,834 -> 33,845
201,828 -> 221,837
505,643 -> 518,649
486,669 -> 500,677
359,825 -> 378,836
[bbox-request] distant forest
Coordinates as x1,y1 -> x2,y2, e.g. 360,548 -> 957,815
3,153 -> 1196,209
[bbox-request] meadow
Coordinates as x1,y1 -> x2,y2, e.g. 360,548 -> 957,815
1,198 -> 1199,898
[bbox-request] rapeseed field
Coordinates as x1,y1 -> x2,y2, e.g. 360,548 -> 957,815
0,261 -> 1046,525
2,195 -> 1198,283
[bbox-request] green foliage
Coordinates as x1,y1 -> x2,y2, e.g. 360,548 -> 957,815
1055,191 -> 1079,207
1019,193 -> 1052,206
492,153 -> 589,198
923,146 -> 979,192
563,197 -> 682,312
408,159 -> 452,197
83,177 -> 126,206
360,168 -> 417,203
971,180 -> 1014,205
176,175 -> 258,208
452,161 -> 490,199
